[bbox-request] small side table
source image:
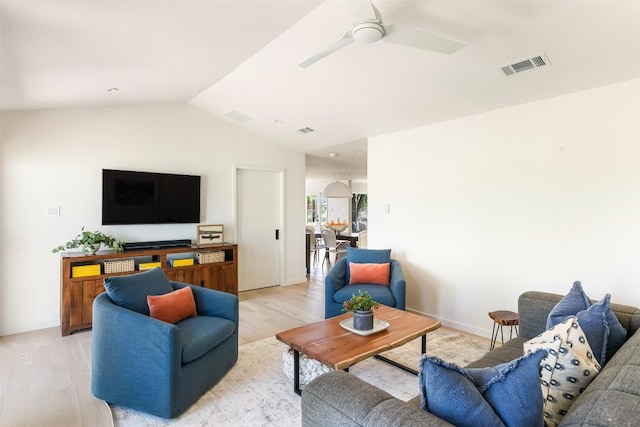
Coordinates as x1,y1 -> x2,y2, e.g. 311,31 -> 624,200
488,310 -> 519,350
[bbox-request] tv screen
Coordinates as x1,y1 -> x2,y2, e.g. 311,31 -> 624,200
102,169 -> 201,225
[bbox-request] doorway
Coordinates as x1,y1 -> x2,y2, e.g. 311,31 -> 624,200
235,167 -> 283,291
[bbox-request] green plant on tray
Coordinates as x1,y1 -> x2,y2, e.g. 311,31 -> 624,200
342,290 -> 380,313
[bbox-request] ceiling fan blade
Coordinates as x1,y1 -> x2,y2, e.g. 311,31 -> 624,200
299,32 -> 354,68
346,0 -> 381,23
383,24 -> 465,54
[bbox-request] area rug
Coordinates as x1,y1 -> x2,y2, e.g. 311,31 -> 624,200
111,328 -> 489,426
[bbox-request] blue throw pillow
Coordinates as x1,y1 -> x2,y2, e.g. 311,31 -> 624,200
104,267 -> 174,315
419,349 -> 547,427
546,281 -> 591,328
572,296 -> 611,364
547,281 -> 627,364
605,305 -> 627,363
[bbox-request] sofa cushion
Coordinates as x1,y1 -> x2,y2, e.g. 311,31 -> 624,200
419,349 -> 547,427
147,286 -> 197,324
524,317 -> 601,427
334,284 -> 396,308
349,262 -> 390,286
177,316 -> 237,364
559,329 -> 640,426
346,247 -> 391,264
466,337 -> 527,369
104,267 -> 173,315
547,282 -> 626,364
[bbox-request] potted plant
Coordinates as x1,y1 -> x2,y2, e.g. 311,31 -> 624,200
52,227 -> 124,255
342,290 -> 380,330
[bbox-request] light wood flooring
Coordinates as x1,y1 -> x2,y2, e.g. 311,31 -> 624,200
0,258 -> 333,427
0,255 -> 488,426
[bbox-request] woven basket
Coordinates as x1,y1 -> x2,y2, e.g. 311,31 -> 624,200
197,251 -> 225,264
104,259 -> 135,274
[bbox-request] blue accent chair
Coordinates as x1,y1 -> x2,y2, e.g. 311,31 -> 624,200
91,269 -> 238,418
325,248 -> 406,318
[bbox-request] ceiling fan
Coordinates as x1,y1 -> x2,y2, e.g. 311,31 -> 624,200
299,0 -> 465,68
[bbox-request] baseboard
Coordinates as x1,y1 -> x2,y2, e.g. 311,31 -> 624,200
406,307 -> 493,340
282,277 -> 308,286
1,319 -> 59,337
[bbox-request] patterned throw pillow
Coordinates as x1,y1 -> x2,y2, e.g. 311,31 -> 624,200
524,317 -> 601,427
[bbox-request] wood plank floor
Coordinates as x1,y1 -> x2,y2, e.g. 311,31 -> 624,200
0,255 -> 487,426
0,258 -> 333,427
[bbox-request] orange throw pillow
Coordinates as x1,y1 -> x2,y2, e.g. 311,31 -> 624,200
349,262 -> 390,286
147,286 -> 197,324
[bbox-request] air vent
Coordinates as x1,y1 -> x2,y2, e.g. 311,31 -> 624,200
223,110 -> 253,123
499,52 -> 551,77
296,127 -> 315,134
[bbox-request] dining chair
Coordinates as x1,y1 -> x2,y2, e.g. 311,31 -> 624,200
321,229 -> 349,266
358,229 -> 368,248
306,226 -> 320,265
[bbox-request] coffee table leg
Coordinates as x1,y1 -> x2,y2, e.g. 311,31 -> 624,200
373,333 -> 426,376
294,349 -> 302,396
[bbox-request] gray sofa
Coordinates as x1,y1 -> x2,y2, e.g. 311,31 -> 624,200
301,291 -> 640,426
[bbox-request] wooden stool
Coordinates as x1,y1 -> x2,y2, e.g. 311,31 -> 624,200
488,310 -> 519,350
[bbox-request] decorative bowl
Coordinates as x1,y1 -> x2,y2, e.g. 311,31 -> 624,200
324,223 -> 348,233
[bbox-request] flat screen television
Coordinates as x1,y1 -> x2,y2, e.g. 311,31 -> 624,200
102,169 -> 201,225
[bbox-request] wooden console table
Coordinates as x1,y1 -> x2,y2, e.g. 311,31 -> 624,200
59,243 -> 238,336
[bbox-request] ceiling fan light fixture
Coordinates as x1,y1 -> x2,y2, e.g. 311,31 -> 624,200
352,22 -> 384,43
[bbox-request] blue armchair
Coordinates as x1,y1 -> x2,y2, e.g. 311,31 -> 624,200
325,248 -> 406,318
91,268 -> 238,418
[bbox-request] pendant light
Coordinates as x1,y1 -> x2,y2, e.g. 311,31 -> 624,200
322,180 -> 351,198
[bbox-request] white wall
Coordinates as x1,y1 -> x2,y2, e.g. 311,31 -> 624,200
0,103 -> 307,335
369,79 -> 640,338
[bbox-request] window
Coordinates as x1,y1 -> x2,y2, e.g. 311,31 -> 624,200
352,193 -> 368,232
306,195 -> 318,224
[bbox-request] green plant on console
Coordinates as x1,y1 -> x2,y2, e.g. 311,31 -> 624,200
342,290 -> 380,313
52,227 -> 124,254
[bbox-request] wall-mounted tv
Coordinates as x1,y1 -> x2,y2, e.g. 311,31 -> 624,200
102,169 -> 201,225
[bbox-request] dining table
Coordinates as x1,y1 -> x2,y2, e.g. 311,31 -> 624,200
305,231 -> 359,274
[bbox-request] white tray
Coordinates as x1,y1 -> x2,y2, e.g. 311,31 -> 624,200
339,318 -> 389,336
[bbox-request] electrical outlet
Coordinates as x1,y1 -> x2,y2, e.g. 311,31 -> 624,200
46,206 -> 60,216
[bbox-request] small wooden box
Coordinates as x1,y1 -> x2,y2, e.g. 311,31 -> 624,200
139,262 -> 162,271
171,258 -> 194,267
72,264 -> 101,278
197,224 -> 224,246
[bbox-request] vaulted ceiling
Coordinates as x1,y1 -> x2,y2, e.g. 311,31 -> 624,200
2,1 -> 639,182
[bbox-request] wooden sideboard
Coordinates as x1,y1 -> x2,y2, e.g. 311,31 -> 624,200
59,243 -> 238,336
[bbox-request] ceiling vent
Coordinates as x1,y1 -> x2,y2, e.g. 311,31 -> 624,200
499,52 -> 551,77
296,127 -> 315,134
223,109 -> 253,123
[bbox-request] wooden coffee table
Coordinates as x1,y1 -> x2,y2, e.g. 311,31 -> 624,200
276,305 -> 441,395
